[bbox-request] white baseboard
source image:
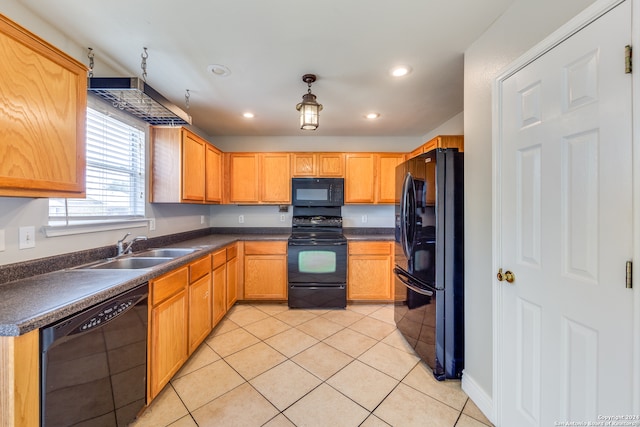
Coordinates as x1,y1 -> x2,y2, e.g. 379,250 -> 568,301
461,370 -> 495,425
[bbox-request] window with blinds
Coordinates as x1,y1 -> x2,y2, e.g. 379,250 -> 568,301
49,107 -> 146,223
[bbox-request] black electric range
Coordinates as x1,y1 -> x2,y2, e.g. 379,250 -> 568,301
287,207 -> 347,309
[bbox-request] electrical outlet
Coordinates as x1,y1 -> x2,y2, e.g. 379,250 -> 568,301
148,218 -> 156,231
200,215 -> 205,225
361,215 -> 368,224
0,229 -> 5,251
280,214 -> 286,222
238,215 -> 244,224
19,226 -> 36,249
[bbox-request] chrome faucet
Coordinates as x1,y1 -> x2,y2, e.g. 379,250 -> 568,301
116,233 -> 148,256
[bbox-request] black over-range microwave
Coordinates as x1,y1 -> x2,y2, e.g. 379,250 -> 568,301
291,178 -> 344,207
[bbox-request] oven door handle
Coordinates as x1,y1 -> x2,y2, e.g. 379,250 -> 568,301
393,267 -> 434,297
288,241 -> 347,246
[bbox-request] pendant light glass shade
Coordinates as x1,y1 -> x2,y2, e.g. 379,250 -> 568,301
296,74 -> 323,130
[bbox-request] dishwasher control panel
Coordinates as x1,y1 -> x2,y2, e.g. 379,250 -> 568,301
80,299 -> 135,331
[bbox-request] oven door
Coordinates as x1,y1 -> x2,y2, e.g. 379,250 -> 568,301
287,240 -> 347,284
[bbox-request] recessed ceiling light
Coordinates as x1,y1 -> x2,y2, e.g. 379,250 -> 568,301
365,113 -> 380,119
390,66 -> 411,77
207,64 -> 231,77
243,112 -> 255,119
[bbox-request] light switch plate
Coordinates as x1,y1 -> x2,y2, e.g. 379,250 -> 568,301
148,218 -> 156,231
19,226 -> 35,249
0,229 -> 5,251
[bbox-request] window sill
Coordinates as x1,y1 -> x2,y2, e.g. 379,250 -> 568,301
43,219 -> 150,238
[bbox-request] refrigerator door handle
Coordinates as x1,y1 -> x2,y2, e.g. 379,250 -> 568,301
400,173 -> 416,259
393,267 -> 434,297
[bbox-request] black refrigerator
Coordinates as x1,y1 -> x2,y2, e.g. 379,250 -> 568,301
393,148 -> 464,380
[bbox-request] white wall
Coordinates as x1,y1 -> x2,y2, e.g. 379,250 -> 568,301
462,0 -> 596,415
421,111 -> 464,142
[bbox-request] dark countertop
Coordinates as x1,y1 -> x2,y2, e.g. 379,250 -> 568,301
0,229 -> 393,337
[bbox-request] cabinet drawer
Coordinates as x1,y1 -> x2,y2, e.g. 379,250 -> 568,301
348,241 -> 391,255
226,244 -> 238,260
152,267 -> 188,306
244,241 -> 287,255
212,248 -> 226,269
190,256 -> 211,282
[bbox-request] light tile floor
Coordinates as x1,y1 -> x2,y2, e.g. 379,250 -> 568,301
132,303 -> 493,427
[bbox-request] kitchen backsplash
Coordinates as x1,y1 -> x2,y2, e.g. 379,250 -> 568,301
209,204 -> 395,228
0,199 -> 394,266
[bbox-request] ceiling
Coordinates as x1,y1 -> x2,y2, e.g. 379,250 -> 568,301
19,0 -> 513,138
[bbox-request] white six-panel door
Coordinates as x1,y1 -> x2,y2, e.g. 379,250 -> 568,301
495,1 -> 634,425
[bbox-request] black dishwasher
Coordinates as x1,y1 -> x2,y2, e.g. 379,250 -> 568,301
40,283 -> 148,426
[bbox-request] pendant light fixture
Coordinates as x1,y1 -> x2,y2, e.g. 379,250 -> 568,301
296,74 -> 323,130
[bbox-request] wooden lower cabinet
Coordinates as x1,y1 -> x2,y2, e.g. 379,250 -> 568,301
243,241 -> 287,300
188,256 -> 212,355
226,244 -> 238,309
149,266 -> 189,400
212,248 -> 227,326
0,329 -> 39,427
152,252 -> 238,399
347,241 -> 393,301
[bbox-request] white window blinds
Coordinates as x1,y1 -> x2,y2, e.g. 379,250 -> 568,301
49,107 -> 146,222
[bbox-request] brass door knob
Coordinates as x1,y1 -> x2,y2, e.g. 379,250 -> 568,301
497,268 -> 515,283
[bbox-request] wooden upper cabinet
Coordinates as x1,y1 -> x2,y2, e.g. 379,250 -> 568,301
344,152 -> 403,204
291,153 -> 344,177
260,153 -> 291,203
227,153 -> 259,203
376,154 -> 404,204
345,153 -> 376,203
0,15 -> 87,198
181,132 -> 206,202
205,144 -> 222,203
407,135 -> 464,159
151,126 -> 221,204
291,153 -> 316,177
318,153 -> 345,177
408,145 -> 424,160
227,153 -> 290,204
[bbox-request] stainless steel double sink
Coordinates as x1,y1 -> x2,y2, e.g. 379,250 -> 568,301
76,248 -> 200,270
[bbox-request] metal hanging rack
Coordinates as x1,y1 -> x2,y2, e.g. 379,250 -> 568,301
87,47 -> 192,126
